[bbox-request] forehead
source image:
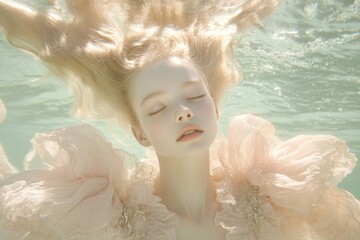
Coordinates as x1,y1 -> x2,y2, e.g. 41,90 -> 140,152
130,57 -> 205,103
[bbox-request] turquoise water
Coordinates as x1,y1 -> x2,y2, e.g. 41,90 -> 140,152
0,0 -> 359,199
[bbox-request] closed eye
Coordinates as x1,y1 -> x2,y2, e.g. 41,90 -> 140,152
188,94 -> 206,100
148,106 -> 167,116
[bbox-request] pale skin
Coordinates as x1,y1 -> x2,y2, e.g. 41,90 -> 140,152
130,57 -> 227,239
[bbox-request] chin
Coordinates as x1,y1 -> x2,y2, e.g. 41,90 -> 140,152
178,133 -> 215,157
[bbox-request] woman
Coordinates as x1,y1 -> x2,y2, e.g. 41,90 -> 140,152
0,0 -> 359,239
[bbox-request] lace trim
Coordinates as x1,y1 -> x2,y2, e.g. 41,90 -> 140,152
214,173 -> 275,240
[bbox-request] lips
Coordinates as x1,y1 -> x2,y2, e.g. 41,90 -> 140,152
177,125 -> 204,141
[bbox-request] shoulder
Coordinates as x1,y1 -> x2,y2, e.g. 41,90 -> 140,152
0,124 -> 179,239
0,124 -> 128,239
212,114 -> 360,240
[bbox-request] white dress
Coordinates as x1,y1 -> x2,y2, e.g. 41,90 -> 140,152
0,113 -> 359,240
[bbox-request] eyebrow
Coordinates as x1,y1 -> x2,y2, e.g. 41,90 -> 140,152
140,80 -> 200,106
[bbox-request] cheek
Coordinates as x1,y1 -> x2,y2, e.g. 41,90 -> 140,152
197,98 -> 217,121
141,113 -> 174,146
197,98 -> 218,138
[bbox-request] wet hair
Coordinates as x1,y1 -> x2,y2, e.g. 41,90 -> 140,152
0,0 -> 280,127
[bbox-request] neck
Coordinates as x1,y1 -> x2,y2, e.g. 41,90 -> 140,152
154,150 -> 218,223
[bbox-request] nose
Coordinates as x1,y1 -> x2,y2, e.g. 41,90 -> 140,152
175,107 -> 193,123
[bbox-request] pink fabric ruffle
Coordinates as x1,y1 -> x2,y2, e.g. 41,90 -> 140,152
0,124 -> 179,239
213,114 -> 360,240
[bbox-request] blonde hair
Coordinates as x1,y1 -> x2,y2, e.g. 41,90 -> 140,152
0,0 -> 280,127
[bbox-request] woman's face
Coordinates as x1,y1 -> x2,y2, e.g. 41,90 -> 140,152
130,57 -> 218,158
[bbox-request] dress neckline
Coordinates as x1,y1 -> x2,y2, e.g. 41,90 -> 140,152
120,155 -> 245,240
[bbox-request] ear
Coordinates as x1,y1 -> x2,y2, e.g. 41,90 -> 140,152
212,99 -> 220,120
215,104 -> 219,120
131,124 -> 152,147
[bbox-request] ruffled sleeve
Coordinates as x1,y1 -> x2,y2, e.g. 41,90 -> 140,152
0,124 -> 180,240
213,114 -> 360,240
0,124 -> 131,239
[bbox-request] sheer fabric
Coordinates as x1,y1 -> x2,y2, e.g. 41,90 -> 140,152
0,115 -> 359,239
